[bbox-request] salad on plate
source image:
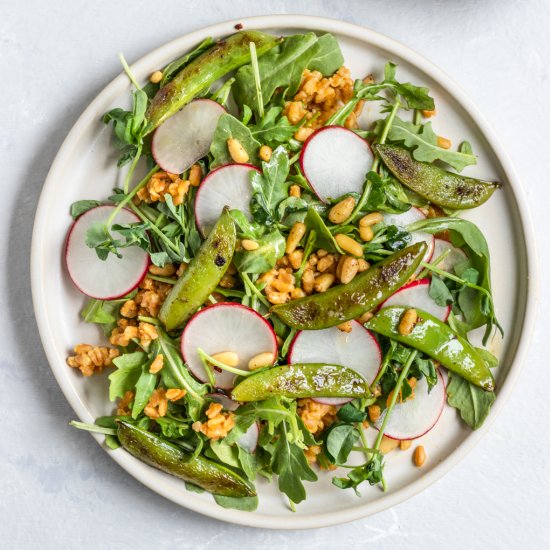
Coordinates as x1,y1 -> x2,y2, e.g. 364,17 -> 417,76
65,28 -> 502,511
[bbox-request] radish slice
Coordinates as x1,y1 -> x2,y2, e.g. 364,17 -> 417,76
151,99 -> 225,174
207,393 -> 240,411
383,207 -> 435,266
375,369 -> 446,440
65,205 -> 149,300
181,303 -> 278,390
433,238 -> 468,273
237,422 -> 259,453
288,321 -> 381,405
380,278 -> 450,321
300,126 -> 374,203
194,164 -> 261,236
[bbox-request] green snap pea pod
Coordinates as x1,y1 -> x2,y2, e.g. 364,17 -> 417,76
145,31 -> 280,133
231,363 -> 369,402
117,421 -> 255,497
271,242 -> 426,330
374,144 -> 501,209
367,306 -> 495,391
159,209 -> 236,330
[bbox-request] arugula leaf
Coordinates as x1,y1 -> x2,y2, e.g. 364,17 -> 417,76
363,171 -> 417,214
132,362 -> 158,419
308,33 -> 344,75
233,229 -> 285,274
210,113 -> 261,168
380,62 -> 434,110
446,372 -> 496,429
385,225 -> 411,251
209,440 -> 240,468
70,200 -> 103,219
277,196 -> 309,226
213,494 -> 259,511
250,107 -> 298,147
386,117 -> 477,172
154,416 -> 190,438
429,276 -> 454,306
109,352 -> 148,401
304,208 -> 343,253
160,37 -> 214,86
332,453 -> 384,493
325,423 -> 359,464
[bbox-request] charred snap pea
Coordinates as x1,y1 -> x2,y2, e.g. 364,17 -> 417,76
159,209 -> 236,330
374,144 -> 501,209
271,242 -> 426,330
145,31 -> 280,132
117,420 -> 255,497
367,306 -> 495,391
231,363 -> 369,402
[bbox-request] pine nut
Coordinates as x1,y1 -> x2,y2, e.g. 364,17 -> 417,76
344,111 -> 358,129
277,255 -> 290,267
357,259 -> 370,272
241,239 -> 260,251
368,404 -> 381,422
302,269 -> 315,294
226,263 -> 237,275
335,234 -> 363,257
336,255 -> 346,280
219,274 -> 236,289
259,145 -> 272,162
317,249 -> 328,258
337,321 -> 352,333
271,276 -> 294,293
317,255 -> 335,273
286,222 -> 306,254
266,288 -> 289,304
149,70 -> 163,84
328,196 -> 356,224
414,445 -> 426,467
400,440 -> 412,451
189,164 -> 202,187
359,225 -> 374,242
358,311 -> 373,324
227,138 -> 249,163
398,308 -> 418,335
211,351 -> 239,367
437,136 -> 451,149
308,254 -> 318,267
294,126 -> 314,141
421,108 -> 436,118
291,287 -> 306,300
288,249 -> 303,270
258,269 -> 277,285
166,388 -> 186,402
276,335 -> 284,348
289,185 -> 301,198
313,273 -> 335,293
379,435 -> 399,454
248,351 -> 275,370
359,212 -> 383,227
149,354 -> 164,373
339,256 -> 359,284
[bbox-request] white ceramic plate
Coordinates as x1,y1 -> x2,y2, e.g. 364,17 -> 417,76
31,15 -> 538,529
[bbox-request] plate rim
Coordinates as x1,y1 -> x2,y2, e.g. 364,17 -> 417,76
30,14 -> 539,529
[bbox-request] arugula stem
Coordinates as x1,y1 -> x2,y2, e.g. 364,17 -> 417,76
148,274 -> 177,285
413,109 -> 422,125
240,273 -> 271,309
69,421 -> 117,436
119,53 -> 141,90
197,348 -> 255,378
417,249 -> 451,279
249,42 -> 264,120
370,342 -> 395,390
198,349 -> 217,386
129,203 -> 181,255
352,445 -> 379,454
137,316 -> 159,325
341,178 -> 373,225
123,143 -> 142,194
372,100 -> 401,173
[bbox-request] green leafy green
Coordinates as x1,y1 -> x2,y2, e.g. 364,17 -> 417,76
233,229 -> 285,274
213,494 -> 259,511
304,208 -> 343,253
325,423 -> 359,464
429,276 -> 454,306
308,33 -> 345,75
132,364 -> 158,419
109,352 -> 148,401
337,403 -> 368,423
70,200 -> 103,219
250,107 -> 298,147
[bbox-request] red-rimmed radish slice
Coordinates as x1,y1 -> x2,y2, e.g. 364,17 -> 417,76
433,238 -> 468,273
288,321 -> 381,405
383,207 -> 435,265
151,99 -> 225,174
300,126 -> 374,203
194,163 -> 261,236
380,278 -> 450,322
181,303 -> 277,390
207,393 -> 240,411
375,369 -> 446,440
237,422 -> 259,453
65,205 -> 149,300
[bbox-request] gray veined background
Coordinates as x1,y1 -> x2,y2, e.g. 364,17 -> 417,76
1,0 -> 548,548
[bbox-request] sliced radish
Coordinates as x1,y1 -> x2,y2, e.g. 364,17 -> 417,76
383,207 -> 435,266
181,303 -> 277,390
380,278 -> 450,322
300,126 -> 374,203
207,393 -> 240,411
433,238 -> 468,273
237,422 -> 259,453
194,164 -> 261,236
288,321 -> 381,405
65,205 -> 149,300
151,99 -> 225,174
375,369 -> 446,440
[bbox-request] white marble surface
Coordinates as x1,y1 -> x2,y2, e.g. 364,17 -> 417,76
1,0 -> 549,548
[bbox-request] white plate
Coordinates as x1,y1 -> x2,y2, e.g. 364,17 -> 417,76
30,15 -> 538,529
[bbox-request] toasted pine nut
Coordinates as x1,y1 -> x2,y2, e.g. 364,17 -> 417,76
211,351 -> 239,367
308,253 -> 318,267
258,269 -> 277,285
414,445 -> 426,467
227,138 -> 249,163
189,164 -> 202,187
271,277 -> 294,293
266,288 -> 289,304
400,440 -> 412,451
276,335 -> 284,348
358,311 -> 373,324
259,145 -> 272,162
353,99 -> 365,117
421,108 -> 436,118
357,259 -> 370,272
286,222 -> 306,254
302,269 -> 315,294
398,308 -> 418,336
379,435 -> 399,454
248,351 -> 275,370
149,263 -> 177,276
294,127 -> 314,141
241,239 -> 260,251
219,274 -> 236,289
289,184 -> 301,197
368,404 -> 381,422
313,273 -> 335,293
277,255 -> 290,267
337,321 -> 352,333
317,255 -> 335,273
288,249 -> 303,270
329,196 -> 356,224
335,255 -> 346,280
359,212 -> 383,227
339,256 -> 359,284
344,112 -> 358,129
291,287 -> 306,300
149,70 -> 163,84
317,249 -> 328,258
166,388 -> 186,402
437,136 -> 451,149
335,234 -> 363,257
149,354 -> 164,373
359,225 -> 374,242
